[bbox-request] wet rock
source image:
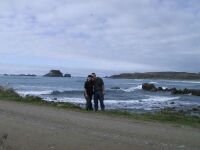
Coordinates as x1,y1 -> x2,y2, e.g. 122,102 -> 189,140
183,88 -> 190,94
170,88 -> 177,94
110,87 -> 121,90
142,83 -> 157,91
51,91 -> 61,95
191,89 -> 200,96
142,83 -> 200,97
64,74 -> 71,78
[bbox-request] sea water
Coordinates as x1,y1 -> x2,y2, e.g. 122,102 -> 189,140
0,75 -> 200,112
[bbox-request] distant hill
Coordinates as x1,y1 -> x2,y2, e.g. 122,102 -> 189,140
109,72 -> 200,80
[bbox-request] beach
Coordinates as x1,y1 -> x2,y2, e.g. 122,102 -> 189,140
0,100 -> 200,150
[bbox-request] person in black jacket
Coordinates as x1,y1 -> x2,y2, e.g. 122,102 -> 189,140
91,73 -> 105,111
84,75 -> 93,110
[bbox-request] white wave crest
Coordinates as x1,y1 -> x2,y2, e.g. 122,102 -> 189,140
122,85 -> 142,92
149,81 -> 158,84
44,97 -> 85,103
17,90 -> 52,96
141,96 -> 180,102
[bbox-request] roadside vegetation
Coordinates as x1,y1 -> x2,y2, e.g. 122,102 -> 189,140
101,109 -> 200,128
0,86 -> 81,109
0,86 -> 199,128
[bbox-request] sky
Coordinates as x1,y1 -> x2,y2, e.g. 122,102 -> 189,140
0,0 -> 200,76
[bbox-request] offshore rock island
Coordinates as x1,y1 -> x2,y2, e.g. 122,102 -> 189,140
44,70 -> 71,77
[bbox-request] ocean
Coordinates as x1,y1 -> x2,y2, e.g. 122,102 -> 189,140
0,75 -> 200,112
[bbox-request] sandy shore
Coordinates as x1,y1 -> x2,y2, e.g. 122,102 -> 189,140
0,100 -> 199,150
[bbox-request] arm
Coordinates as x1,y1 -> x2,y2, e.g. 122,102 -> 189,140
102,85 -> 105,95
101,79 -> 105,95
84,88 -> 88,97
84,82 -> 88,97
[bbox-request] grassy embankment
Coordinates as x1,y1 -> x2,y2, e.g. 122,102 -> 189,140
0,87 -> 81,109
0,87 -> 200,128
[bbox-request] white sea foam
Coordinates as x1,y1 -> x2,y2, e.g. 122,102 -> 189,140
141,96 -> 180,102
105,96 -> 179,104
134,79 -> 143,81
44,97 -> 85,103
181,81 -> 200,84
105,100 -> 140,104
122,85 -> 142,92
105,96 -> 180,110
17,90 -> 53,96
42,95 -> 187,111
171,80 -> 200,84
149,81 -> 158,84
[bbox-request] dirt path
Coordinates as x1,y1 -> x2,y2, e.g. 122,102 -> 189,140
0,100 -> 199,150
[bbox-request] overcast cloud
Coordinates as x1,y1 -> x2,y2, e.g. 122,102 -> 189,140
0,0 -> 200,76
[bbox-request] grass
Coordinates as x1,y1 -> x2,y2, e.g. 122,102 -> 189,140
0,87 -> 81,109
99,109 -> 200,128
0,86 -> 200,128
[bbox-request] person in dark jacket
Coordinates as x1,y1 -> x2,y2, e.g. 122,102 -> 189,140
91,73 -> 105,111
84,75 -> 93,110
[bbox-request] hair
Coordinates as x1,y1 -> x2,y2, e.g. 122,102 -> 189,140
91,73 -> 96,75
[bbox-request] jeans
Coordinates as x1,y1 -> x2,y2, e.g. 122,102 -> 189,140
85,94 -> 93,110
94,91 -> 105,111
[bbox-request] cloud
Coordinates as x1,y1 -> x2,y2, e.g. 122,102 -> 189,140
0,0 -> 200,76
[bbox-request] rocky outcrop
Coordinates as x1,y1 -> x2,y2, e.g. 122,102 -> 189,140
44,70 -> 72,78
64,74 -> 71,78
142,83 -> 200,96
110,72 -> 200,80
44,70 -> 63,77
110,87 -> 121,90
142,83 -> 157,91
171,88 -> 200,96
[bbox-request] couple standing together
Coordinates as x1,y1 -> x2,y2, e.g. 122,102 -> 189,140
84,73 -> 105,111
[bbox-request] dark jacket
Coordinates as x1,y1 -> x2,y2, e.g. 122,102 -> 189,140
84,80 -> 93,95
93,77 -> 104,92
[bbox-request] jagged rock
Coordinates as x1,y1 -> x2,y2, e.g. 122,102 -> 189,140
183,88 -> 190,94
142,83 -> 157,91
44,70 -> 63,77
110,87 -> 121,90
142,83 -> 200,96
51,91 -> 61,95
191,90 -> 200,96
64,74 -> 71,78
192,107 -> 199,111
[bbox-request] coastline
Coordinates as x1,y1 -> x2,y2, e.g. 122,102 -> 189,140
0,86 -> 200,149
109,72 -> 200,80
0,86 -> 200,128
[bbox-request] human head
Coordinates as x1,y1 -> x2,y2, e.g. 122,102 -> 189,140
87,75 -> 92,81
91,73 -> 96,80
